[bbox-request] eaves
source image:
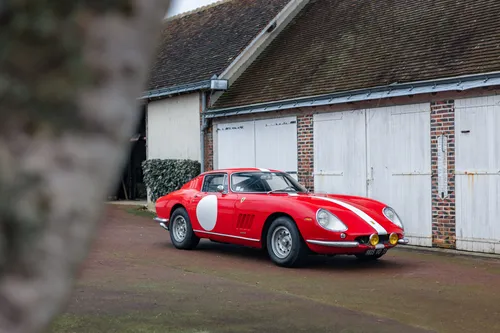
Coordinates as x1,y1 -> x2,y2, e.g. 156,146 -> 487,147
204,71 -> 500,118
139,80 -> 212,101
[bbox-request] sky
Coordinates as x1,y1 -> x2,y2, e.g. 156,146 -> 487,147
168,0 -> 221,16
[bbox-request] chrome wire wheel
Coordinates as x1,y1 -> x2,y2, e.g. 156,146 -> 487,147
271,226 -> 293,259
172,216 -> 187,243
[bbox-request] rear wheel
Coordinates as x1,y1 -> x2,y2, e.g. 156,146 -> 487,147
169,207 -> 200,250
266,216 -> 307,268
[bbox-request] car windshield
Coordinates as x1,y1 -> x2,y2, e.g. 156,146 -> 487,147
230,172 -> 308,193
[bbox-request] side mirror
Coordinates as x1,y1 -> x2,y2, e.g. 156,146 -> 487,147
216,185 -> 225,193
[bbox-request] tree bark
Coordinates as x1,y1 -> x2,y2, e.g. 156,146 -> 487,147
0,1 -> 170,332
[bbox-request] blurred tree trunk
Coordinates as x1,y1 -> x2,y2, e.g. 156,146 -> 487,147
0,1 -> 170,332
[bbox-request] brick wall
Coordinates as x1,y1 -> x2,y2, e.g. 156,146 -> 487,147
430,100 -> 456,249
201,92 -> 214,172
297,113 -> 314,192
204,123 -> 214,172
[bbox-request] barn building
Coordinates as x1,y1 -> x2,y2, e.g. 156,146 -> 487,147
142,0 -> 303,165
197,0 -> 500,254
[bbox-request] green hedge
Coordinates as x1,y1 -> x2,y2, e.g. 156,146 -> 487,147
142,159 -> 201,202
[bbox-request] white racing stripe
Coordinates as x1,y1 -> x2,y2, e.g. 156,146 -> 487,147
258,168 -> 270,172
313,196 -> 388,235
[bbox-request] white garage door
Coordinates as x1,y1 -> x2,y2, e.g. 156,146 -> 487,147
216,117 -> 298,176
216,121 -> 255,169
313,110 -> 367,197
456,96 -> 500,254
367,104 -> 432,247
314,103 -> 432,246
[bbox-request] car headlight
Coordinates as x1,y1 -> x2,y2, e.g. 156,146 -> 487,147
383,207 -> 404,230
316,209 -> 348,232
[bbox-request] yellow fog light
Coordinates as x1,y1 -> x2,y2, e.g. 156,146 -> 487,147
369,234 -> 379,246
389,233 -> 399,245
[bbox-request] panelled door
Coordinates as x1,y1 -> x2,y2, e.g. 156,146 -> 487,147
314,110 -> 367,196
314,104 -> 432,246
216,117 -> 298,177
255,116 -> 298,179
366,104 -> 432,247
455,96 -> 500,254
216,121 -> 256,169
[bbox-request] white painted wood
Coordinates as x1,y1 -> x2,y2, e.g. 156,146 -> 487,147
456,96 -> 500,254
216,117 -> 298,175
314,104 -> 432,247
216,121 -> 256,169
255,116 -> 298,174
366,104 -> 432,247
147,93 -> 201,160
313,110 -> 367,196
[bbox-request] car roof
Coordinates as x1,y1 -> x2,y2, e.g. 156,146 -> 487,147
201,168 -> 282,175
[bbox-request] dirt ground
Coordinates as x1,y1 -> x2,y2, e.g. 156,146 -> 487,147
49,205 -> 500,333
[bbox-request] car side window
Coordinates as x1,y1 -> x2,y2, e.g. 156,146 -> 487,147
202,174 -> 228,193
231,174 -> 267,192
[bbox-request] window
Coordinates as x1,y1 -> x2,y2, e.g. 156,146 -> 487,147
230,172 -> 308,193
202,173 -> 228,193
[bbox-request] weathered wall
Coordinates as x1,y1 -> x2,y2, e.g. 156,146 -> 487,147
147,93 -> 201,161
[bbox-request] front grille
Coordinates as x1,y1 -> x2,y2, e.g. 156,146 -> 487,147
356,234 -> 390,245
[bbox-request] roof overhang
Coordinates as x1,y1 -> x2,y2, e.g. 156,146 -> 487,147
139,80 -> 212,100
204,71 -> 500,118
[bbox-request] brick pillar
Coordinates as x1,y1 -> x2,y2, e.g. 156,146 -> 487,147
204,122 -> 214,172
430,100 -> 456,248
297,113 -> 314,191
200,92 -> 213,173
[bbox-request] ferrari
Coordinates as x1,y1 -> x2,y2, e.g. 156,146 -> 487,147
153,168 -> 409,267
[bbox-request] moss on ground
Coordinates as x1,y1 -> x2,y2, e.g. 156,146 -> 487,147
50,314 -> 212,333
124,206 -> 156,219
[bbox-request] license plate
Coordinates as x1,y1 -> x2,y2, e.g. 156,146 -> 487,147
365,248 -> 387,256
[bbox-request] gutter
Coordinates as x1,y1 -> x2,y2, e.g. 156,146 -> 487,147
140,80 -> 211,100
204,71 -> 500,118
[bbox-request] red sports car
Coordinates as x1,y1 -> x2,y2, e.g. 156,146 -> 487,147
154,168 -> 409,267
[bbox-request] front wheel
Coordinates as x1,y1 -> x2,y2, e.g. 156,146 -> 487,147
169,207 -> 200,250
266,217 -> 307,268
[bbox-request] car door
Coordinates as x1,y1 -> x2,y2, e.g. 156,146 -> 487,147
190,172 -> 239,238
230,172 -> 270,241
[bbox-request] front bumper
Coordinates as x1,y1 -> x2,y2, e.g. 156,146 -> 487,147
305,237 -> 410,255
154,217 -> 169,231
306,237 -> 410,248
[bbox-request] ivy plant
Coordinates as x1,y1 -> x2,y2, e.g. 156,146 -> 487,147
142,159 -> 201,203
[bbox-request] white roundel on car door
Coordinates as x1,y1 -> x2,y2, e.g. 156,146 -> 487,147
196,195 -> 218,231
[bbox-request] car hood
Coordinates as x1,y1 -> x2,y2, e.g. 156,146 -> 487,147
287,192 -> 401,234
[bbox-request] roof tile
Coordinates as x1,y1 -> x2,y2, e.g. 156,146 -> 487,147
212,0 -> 500,109
147,0 -> 290,91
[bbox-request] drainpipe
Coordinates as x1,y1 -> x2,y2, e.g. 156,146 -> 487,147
200,90 -> 209,173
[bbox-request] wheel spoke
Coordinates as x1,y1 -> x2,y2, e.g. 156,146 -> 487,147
173,216 -> 188,242
271,226 -> 293,259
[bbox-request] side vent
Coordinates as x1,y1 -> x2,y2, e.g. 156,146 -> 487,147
236,214 -> 255,230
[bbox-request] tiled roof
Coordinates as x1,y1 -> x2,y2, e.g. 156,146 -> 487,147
147,0 -> 290,91
212,0 -> 500,109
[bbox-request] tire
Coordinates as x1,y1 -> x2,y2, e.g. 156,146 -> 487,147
169,207 -> 200,250
355,253 -> 385,261
266,216 -> 307,268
